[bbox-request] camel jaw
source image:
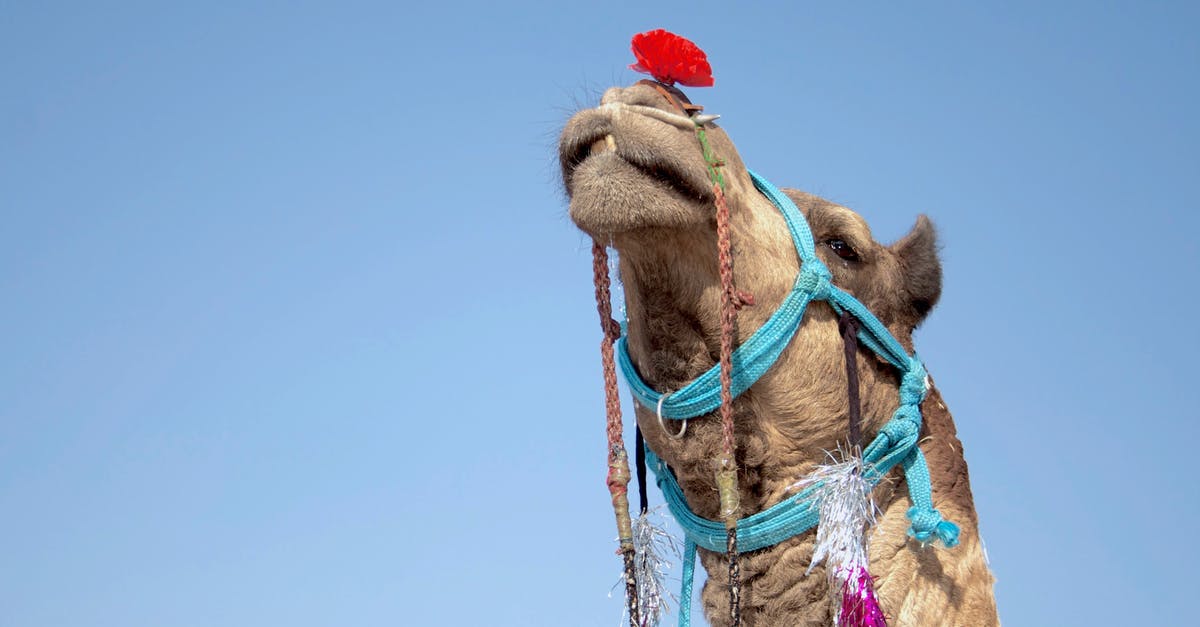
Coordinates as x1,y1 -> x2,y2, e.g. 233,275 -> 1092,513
559,102 -> 719,238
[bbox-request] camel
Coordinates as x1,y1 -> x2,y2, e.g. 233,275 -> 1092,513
560,81 -> 999,626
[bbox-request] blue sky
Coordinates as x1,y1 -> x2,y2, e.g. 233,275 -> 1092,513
2,2 -> 1197,625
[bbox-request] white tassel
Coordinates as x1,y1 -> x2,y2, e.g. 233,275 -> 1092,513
790,451 -> 888,626
626,508 -> 679,626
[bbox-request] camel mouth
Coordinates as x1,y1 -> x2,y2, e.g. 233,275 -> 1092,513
559,106 -> 719,237
561,126 -> 715,203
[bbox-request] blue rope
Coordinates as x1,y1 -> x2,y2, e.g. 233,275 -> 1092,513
618,171 -> 959,626
679,539 -> 696,627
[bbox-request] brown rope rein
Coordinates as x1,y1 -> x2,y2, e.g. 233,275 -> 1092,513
713,179 -> 744,626
592,241 -> 640,627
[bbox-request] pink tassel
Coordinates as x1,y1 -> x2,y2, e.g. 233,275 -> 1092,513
838,565 -> 887,627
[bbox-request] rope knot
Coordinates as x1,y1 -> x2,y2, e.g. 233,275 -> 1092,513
734,288 -> 756,309
881,415 -> 920,447
603,317 -> 622,342
796,261 -> 833,301
900,359 -> 929,406
906,506 -> 960,548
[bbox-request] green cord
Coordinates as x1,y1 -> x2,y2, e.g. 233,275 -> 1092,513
695,126 -> 726,191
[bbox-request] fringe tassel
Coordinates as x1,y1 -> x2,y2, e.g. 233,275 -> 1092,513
792,451 -> 888,626
622,509 -> 679,627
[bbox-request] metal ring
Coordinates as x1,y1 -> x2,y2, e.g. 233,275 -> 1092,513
657,394 -> 687,440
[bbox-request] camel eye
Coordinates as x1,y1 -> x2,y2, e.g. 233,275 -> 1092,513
825,239 -> 860,262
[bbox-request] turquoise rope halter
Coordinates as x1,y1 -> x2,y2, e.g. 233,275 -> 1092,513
617,170 -> 959,626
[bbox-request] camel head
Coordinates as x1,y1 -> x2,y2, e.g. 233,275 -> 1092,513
560,73 -> 1000,625
561,81 -> 943,515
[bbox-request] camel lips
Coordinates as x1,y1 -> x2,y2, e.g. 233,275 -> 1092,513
601,102 -> 697,130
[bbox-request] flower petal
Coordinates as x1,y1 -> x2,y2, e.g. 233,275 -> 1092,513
629,29 -> 713,87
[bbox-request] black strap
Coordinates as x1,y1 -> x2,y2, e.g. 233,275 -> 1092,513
838,311 -> 863,449
635,425 -> 649,514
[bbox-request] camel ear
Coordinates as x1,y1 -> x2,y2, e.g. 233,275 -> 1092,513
892,215 -> 942,326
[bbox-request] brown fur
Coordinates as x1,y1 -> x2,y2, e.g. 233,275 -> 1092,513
561,83 -> 998,625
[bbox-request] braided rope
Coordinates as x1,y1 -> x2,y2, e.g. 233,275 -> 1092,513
700,124 -> 743,626
714,183 -> 737,470
592,241 -> 640,627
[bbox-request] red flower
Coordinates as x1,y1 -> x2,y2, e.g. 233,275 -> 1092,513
629,29 -> 714,87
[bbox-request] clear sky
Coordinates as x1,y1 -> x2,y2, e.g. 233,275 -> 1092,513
2,2 -> 1197,626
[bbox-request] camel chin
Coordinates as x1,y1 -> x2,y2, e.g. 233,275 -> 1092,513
566,149 -> 712,237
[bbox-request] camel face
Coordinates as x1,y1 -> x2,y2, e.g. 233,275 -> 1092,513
561,82 -> 945,398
